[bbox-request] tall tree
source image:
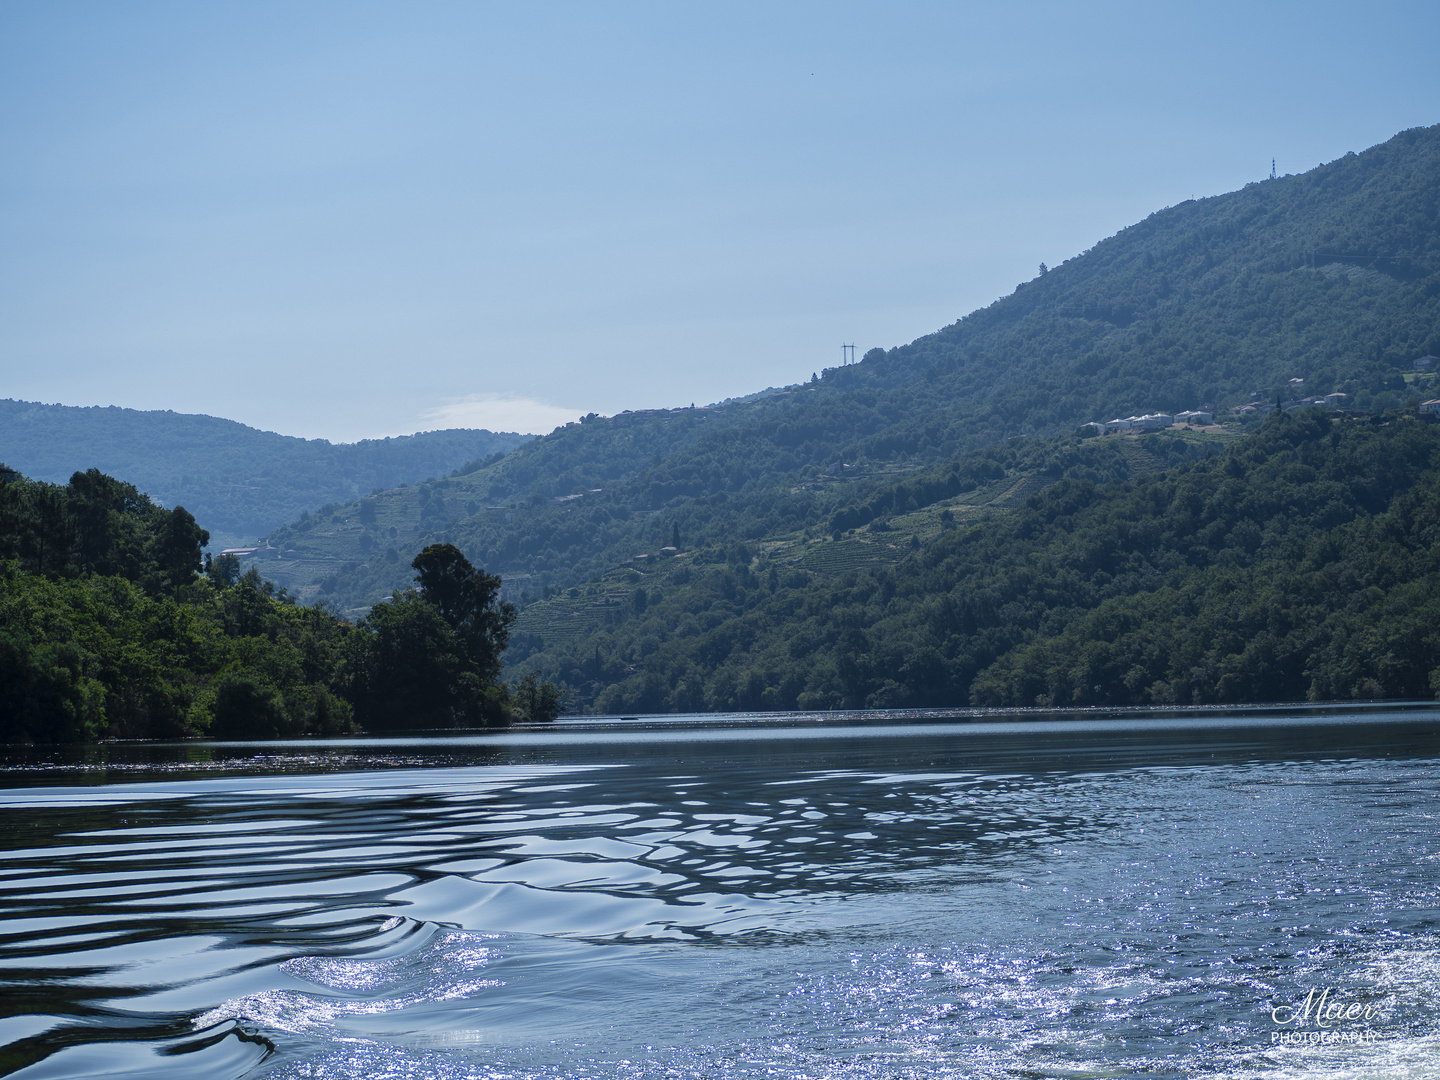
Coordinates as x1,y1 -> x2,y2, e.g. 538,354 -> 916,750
347,544 -> 517,729
151,506 -> 209,593
68,469 -> 148,579
411,543 -> 515,683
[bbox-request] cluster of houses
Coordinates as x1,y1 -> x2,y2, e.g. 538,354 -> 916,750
1085,361 -> 1440,431
1083,410 -> 1213,435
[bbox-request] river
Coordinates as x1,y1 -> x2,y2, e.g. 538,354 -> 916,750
2,705 -> 1439,1078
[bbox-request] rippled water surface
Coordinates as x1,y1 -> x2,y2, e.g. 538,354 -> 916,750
4,707 -> 1440,1079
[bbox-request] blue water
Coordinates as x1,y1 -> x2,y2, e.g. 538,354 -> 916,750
2,705 -> 1440,1078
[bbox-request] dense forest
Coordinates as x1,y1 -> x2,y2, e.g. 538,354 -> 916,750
0,466 -> 556,743
247,125 -> 1440,618
0,400 -> 530,548
519,411 -> 1440,713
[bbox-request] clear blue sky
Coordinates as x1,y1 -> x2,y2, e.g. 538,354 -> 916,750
2,2 -> 1437,441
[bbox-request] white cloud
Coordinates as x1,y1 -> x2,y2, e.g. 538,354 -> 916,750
419,394 -> 590,436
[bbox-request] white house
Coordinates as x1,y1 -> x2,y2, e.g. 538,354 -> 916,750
1130,414 -> 1173,431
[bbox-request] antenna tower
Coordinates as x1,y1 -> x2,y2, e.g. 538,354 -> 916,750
1271,158 -> 1276,181
842,343 -> 856,366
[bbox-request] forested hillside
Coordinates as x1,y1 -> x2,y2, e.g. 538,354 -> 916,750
257,124 -> 1440,621
521,411 -> 1440,713
0,400 -> 530,548
0,466 -> 552,743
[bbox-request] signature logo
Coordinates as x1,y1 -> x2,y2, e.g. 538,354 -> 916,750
1271,987 -> 1390,1029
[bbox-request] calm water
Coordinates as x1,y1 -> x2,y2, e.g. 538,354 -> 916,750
3,706 -> 1440,1079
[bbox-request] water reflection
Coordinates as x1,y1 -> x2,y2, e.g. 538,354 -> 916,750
1,708 -> 1439,1077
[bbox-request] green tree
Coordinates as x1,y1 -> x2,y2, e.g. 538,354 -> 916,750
347,592 -> 484,729
411,543 -> 515,683
68,469 -> 147,579
151,506 -> 209,593
23,484 -> 73,577
513,670 -> 565,722
345,545 -> 516,730
211,672 -> 291,739
208,552 -> 242,588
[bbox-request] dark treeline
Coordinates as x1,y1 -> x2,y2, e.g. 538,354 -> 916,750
522,412 -> 1440,713
0,467 -> 556,744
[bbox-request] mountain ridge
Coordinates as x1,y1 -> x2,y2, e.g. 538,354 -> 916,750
0,399 -> 531,548
242,123 -> 1440,620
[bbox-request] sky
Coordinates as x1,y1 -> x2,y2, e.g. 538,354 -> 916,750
2,2 -> 1438,442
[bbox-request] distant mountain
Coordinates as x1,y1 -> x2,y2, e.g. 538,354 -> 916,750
0,400 -> 531,548
247,122 -> 1440,628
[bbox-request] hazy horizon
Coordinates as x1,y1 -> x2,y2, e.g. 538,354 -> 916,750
3,2 -> 1438,441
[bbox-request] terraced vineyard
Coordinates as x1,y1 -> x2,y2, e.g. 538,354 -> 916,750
512,572 -> 647,647
798,537 -> 908,574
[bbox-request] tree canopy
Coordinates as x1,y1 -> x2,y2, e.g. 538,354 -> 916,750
347,545 -> 517,730
0,471 -> 548,743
